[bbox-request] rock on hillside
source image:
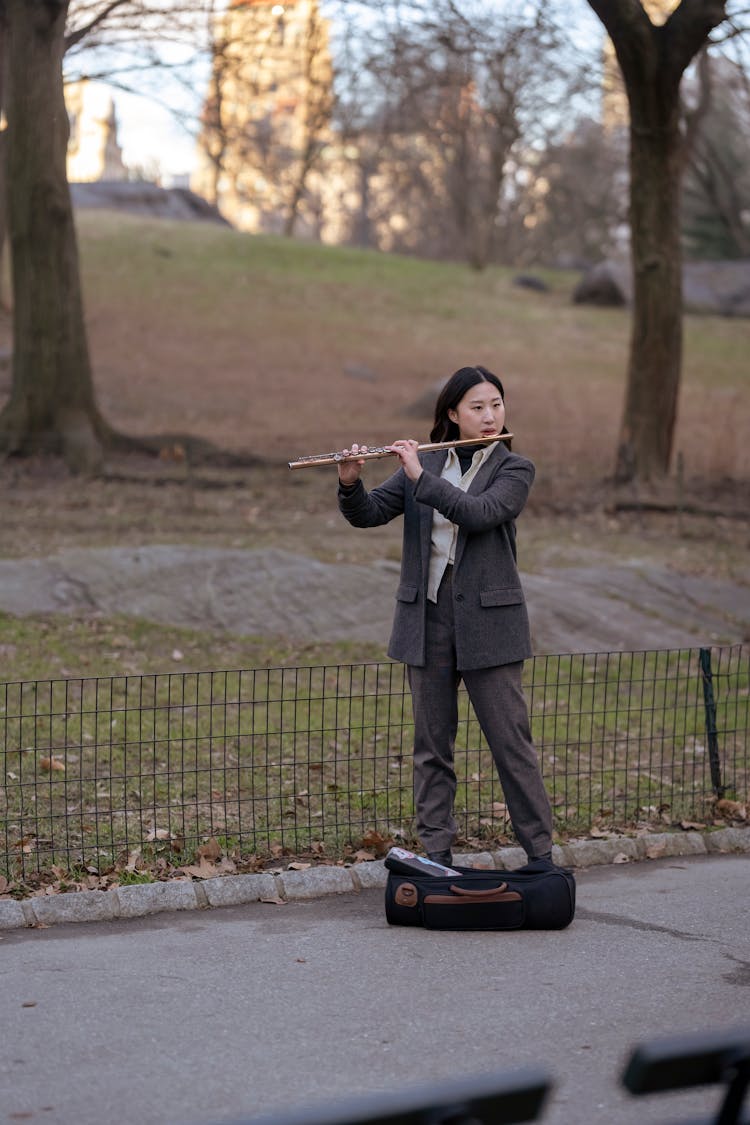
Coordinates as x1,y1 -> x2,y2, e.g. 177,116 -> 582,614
71,181 -> 230,226
573,257 -> 750,317
0,545 -> 746,654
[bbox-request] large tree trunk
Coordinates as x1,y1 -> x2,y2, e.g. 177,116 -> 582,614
0,0 -> 107,472
616,44 -> 685,482
587,0 -> 728,485
0,13 -> 8,310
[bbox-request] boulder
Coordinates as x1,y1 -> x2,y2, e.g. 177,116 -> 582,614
572,260 -> 629,307
683,259 -> 750,317
70,181 -> 231,226
573,257 -> 750,317
512,274 -> 550,293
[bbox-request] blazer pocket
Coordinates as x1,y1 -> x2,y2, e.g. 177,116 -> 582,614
480,586 -> 524,607
395,583 -> 419,603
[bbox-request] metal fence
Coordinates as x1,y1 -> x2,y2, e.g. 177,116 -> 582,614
1,644 -> 747,879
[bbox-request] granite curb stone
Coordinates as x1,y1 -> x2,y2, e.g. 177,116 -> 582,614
1,827 -> 747,931
116,878 -> 199,918
275,865 -> 357,900
0,898 -> 27,930
201,873 -> 279,908
29,888 -> 119,926
704,827 -> 750,853
350,860 -> 388,889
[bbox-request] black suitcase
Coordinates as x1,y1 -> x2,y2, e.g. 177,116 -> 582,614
384,851 -> 576,931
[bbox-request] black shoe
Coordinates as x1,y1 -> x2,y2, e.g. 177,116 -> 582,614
427,849 -> 454,866
519,854 -> 556,873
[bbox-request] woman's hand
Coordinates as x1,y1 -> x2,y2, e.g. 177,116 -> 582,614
389,439 -> 423,483
337,443 -> 368,486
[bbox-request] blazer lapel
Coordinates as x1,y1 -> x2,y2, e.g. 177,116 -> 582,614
418,450 -> 448,571
453,442 -> 508,569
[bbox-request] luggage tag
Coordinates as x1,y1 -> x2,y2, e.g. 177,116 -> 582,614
384,846 -> 462,878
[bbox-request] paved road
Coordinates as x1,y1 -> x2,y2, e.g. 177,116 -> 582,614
2,855 -> 748,1125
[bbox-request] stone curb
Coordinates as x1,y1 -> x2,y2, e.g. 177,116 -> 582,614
1,827 -> 748,932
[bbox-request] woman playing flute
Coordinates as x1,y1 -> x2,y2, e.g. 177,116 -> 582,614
337,365 -> 555,870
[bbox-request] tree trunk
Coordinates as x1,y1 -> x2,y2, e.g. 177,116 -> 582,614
587,0 -> 729,485
0,13 -> 8,310
0,0 -> 106,472
615,62 -> 684,482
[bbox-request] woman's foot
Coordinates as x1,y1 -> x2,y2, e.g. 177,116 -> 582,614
519,853 -> 556,872
427,849 -> 454,866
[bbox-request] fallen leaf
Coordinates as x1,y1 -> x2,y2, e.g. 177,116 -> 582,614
146,828 -> 172,842
287,861 -> 312,871
613,853 -> 630,864
172,649 -> 184,661
715,799 -> 747,821
358,829 -> 390,854
260,895 -> 286,905
180,857 -> 220,880
40,756 -> 65,772
679,820 -> 706,831
197,837 -> 222,862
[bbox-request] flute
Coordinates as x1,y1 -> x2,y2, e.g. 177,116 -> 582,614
288,433 -> 512,470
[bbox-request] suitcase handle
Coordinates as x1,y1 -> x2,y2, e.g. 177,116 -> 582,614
424,883 -> 523,906
450,883 -> 509,898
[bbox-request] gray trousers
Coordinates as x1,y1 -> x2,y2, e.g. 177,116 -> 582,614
407,566 -> 553,859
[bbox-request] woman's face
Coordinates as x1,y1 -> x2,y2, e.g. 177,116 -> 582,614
448,381 -> 506,440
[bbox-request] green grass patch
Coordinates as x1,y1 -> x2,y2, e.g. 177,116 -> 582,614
2,643 -> 746,882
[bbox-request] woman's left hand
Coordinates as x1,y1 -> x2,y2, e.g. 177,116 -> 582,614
389,439 -> 423,482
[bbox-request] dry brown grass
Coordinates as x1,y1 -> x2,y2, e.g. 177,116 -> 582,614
2,209 -> 747,486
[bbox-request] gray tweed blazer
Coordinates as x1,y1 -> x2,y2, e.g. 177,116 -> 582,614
338,442 -> 534,670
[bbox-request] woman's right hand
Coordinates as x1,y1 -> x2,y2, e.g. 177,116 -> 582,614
337,443 -> 368,486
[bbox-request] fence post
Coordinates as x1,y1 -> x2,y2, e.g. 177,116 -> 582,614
699,647 -> 724,799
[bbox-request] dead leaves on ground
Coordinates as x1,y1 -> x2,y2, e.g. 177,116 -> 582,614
39,756 -> 65,773
1,800 -> 746,900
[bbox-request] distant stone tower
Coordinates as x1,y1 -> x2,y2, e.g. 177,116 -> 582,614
192,0 -> 334,233
602,0 -> 681,130
66,80 -> 127,182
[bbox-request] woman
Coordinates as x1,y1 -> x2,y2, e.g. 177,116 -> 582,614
337,365 -> 554,870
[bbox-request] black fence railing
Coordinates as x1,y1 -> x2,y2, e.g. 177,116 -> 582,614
1,645 -> 747,880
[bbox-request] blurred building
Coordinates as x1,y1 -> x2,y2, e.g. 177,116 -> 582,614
66,80 -> 128,182
191,0 -> 334,236
190,0 -> 479,254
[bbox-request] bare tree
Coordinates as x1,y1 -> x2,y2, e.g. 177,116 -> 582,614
0,0 -> 106,470
501,118 -> 628,268
682,52 -> 750,257
585,0 -> 747,484
329,0 -> 578,268
0,8 -> 8,310
0,0 -> 211,470
195,0 -> 333,238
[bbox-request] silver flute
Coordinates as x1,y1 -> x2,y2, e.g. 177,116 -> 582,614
288,433 -> 512,470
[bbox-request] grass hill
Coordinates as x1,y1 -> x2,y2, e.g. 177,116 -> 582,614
1,208 -> 745,483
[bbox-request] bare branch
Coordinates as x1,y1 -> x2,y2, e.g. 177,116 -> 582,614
65,0 -> 132,51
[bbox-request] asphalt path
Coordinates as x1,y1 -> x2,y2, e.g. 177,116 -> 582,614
2,855 -> 748,1125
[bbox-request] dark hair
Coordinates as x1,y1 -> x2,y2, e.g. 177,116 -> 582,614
430,365 -> 510,444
